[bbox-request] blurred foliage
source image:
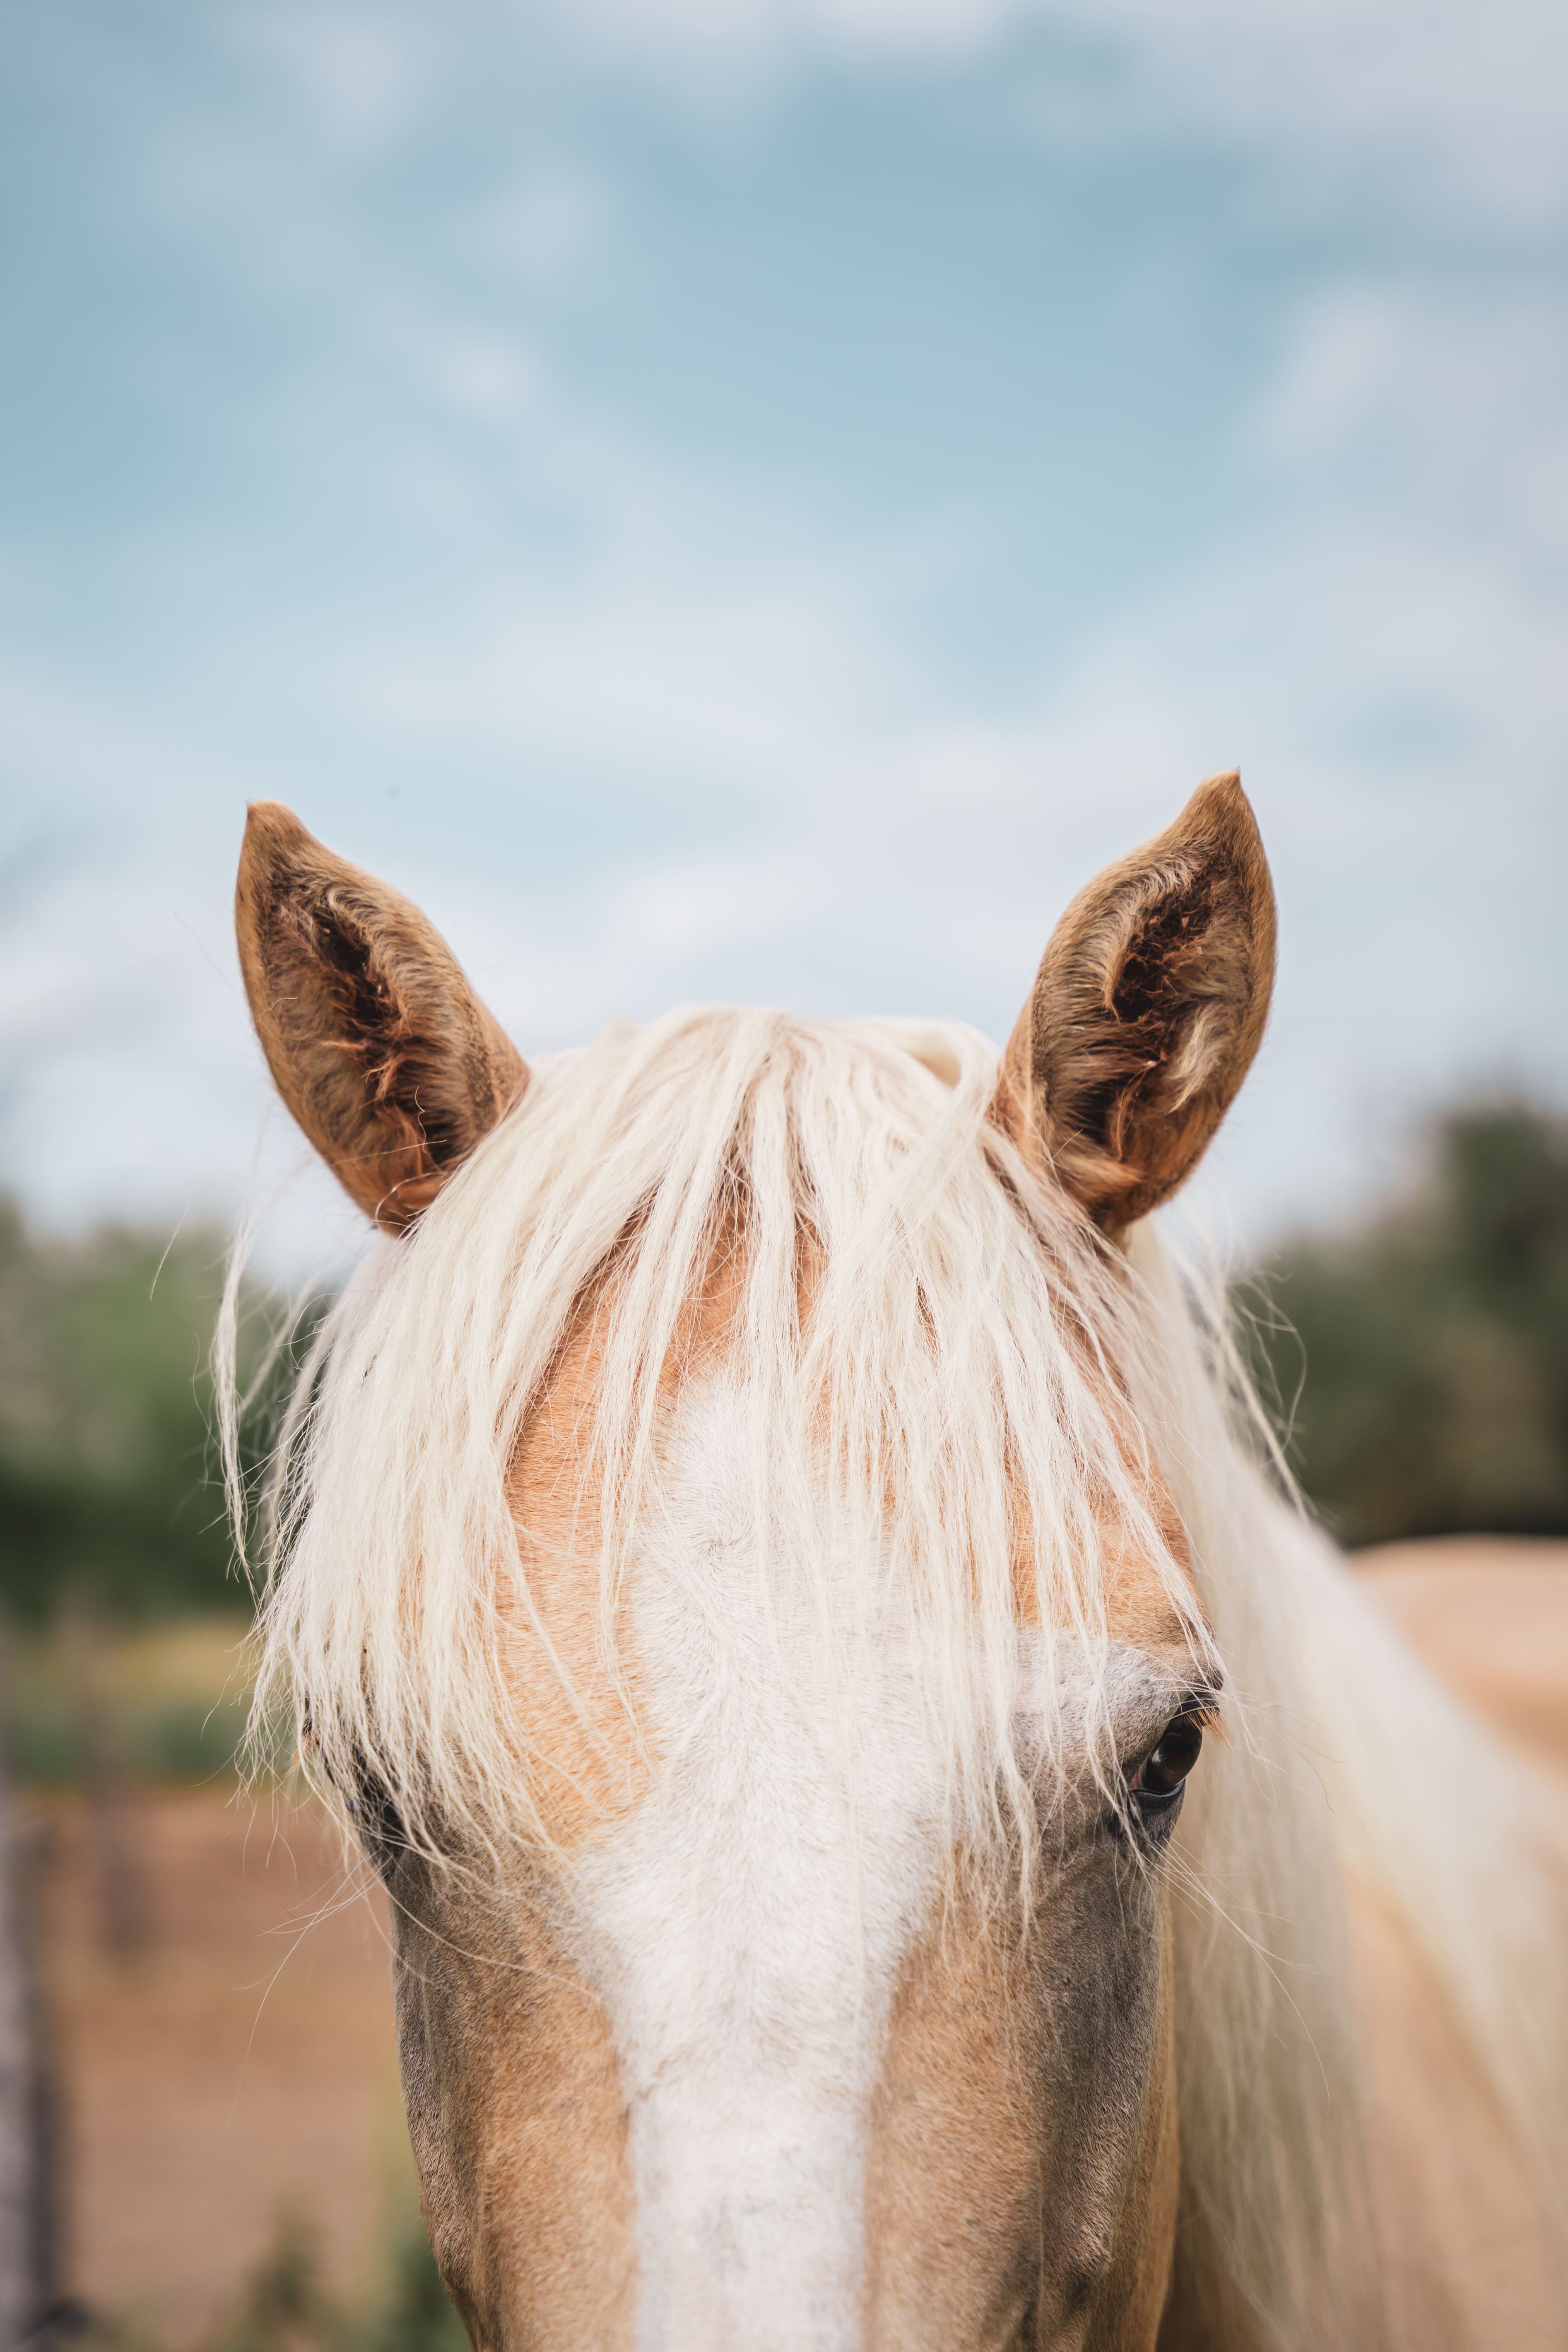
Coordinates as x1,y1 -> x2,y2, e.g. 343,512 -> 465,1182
5,1614 -> 251,1786
1249,1099 -> 1568,1547
92,2208 -> 466,2352
201,2209 -> 465,2352
0,1200 -> 288,1623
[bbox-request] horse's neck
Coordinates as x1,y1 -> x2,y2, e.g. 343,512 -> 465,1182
1351,1879 -> 1564,2350
1156,1880 -> 1564,2352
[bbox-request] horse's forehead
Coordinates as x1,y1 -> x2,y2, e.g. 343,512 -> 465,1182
1101,1477 -> 1201,1658
502,1299 -> 650,1846
505,1291 -> 1197,1861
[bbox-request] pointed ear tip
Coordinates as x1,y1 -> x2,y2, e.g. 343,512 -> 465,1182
243,797 -> 297,827
241,800 -> 314,860
236,805 -> 333,929
1185,770 -> 1272,882
1188,769 -> 1250,822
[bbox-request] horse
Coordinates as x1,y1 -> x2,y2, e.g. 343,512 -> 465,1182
223,777 -> 1568,2351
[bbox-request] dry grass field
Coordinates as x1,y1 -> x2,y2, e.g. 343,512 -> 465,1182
26,1539 -> 1568,2344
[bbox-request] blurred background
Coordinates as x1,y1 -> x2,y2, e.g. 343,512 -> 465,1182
2,0 -> 1566,2343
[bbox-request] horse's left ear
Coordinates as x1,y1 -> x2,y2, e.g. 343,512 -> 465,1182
236,802 -> 528,1231
993,772 -> 1276,1229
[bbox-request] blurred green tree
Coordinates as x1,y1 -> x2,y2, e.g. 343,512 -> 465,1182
1249,1100 -> 1568,1546
0,1201 -> 277,1621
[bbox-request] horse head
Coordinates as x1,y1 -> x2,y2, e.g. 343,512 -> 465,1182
233,781 -> 1282,2351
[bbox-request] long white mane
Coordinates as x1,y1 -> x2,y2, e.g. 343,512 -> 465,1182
225,1006 -> 1567,2350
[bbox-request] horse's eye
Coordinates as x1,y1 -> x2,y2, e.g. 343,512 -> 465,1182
1128,1712 -> 1204,1807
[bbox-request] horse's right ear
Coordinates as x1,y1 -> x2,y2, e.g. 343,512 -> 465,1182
235,804 -> 528,1231
992,773 -> 1276,1231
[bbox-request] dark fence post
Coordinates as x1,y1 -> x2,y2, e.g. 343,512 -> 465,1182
0,1627 -> 58,2344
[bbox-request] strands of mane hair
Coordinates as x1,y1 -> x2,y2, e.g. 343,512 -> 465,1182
1124,1228 -> 1568,2338
218,1007 -> 1568,2351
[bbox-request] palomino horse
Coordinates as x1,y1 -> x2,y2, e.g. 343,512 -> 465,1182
227,779 -> 1567,2351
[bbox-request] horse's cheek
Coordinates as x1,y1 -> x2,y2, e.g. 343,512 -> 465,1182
388,1881 -> 642,2352
388,1899 -> 489,2331
1023,1864 -> 1175,2347
1080,1903 -> 1180,2352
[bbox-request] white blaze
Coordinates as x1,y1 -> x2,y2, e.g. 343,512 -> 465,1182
569,1383 -> 950,2352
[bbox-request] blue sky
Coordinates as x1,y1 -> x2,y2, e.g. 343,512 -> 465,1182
2,0 -> 1566,1266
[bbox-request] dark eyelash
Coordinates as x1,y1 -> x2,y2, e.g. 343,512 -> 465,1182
1174,1687 -> 1224,1738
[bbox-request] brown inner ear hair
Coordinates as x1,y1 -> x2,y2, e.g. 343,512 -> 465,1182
237,802 -> 527,1231
1089,865 -> 1224,1172
293,879 -> 471,1186
997,774 -> 1277,1231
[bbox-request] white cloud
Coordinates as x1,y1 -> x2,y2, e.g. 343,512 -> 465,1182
1059,0 -> 1568,214
229,2 -> 432,155
475,165 -> 606,283
1254,281 -> 1568,565
557,0 -> 1568,218
5,0 -> 1566,1269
